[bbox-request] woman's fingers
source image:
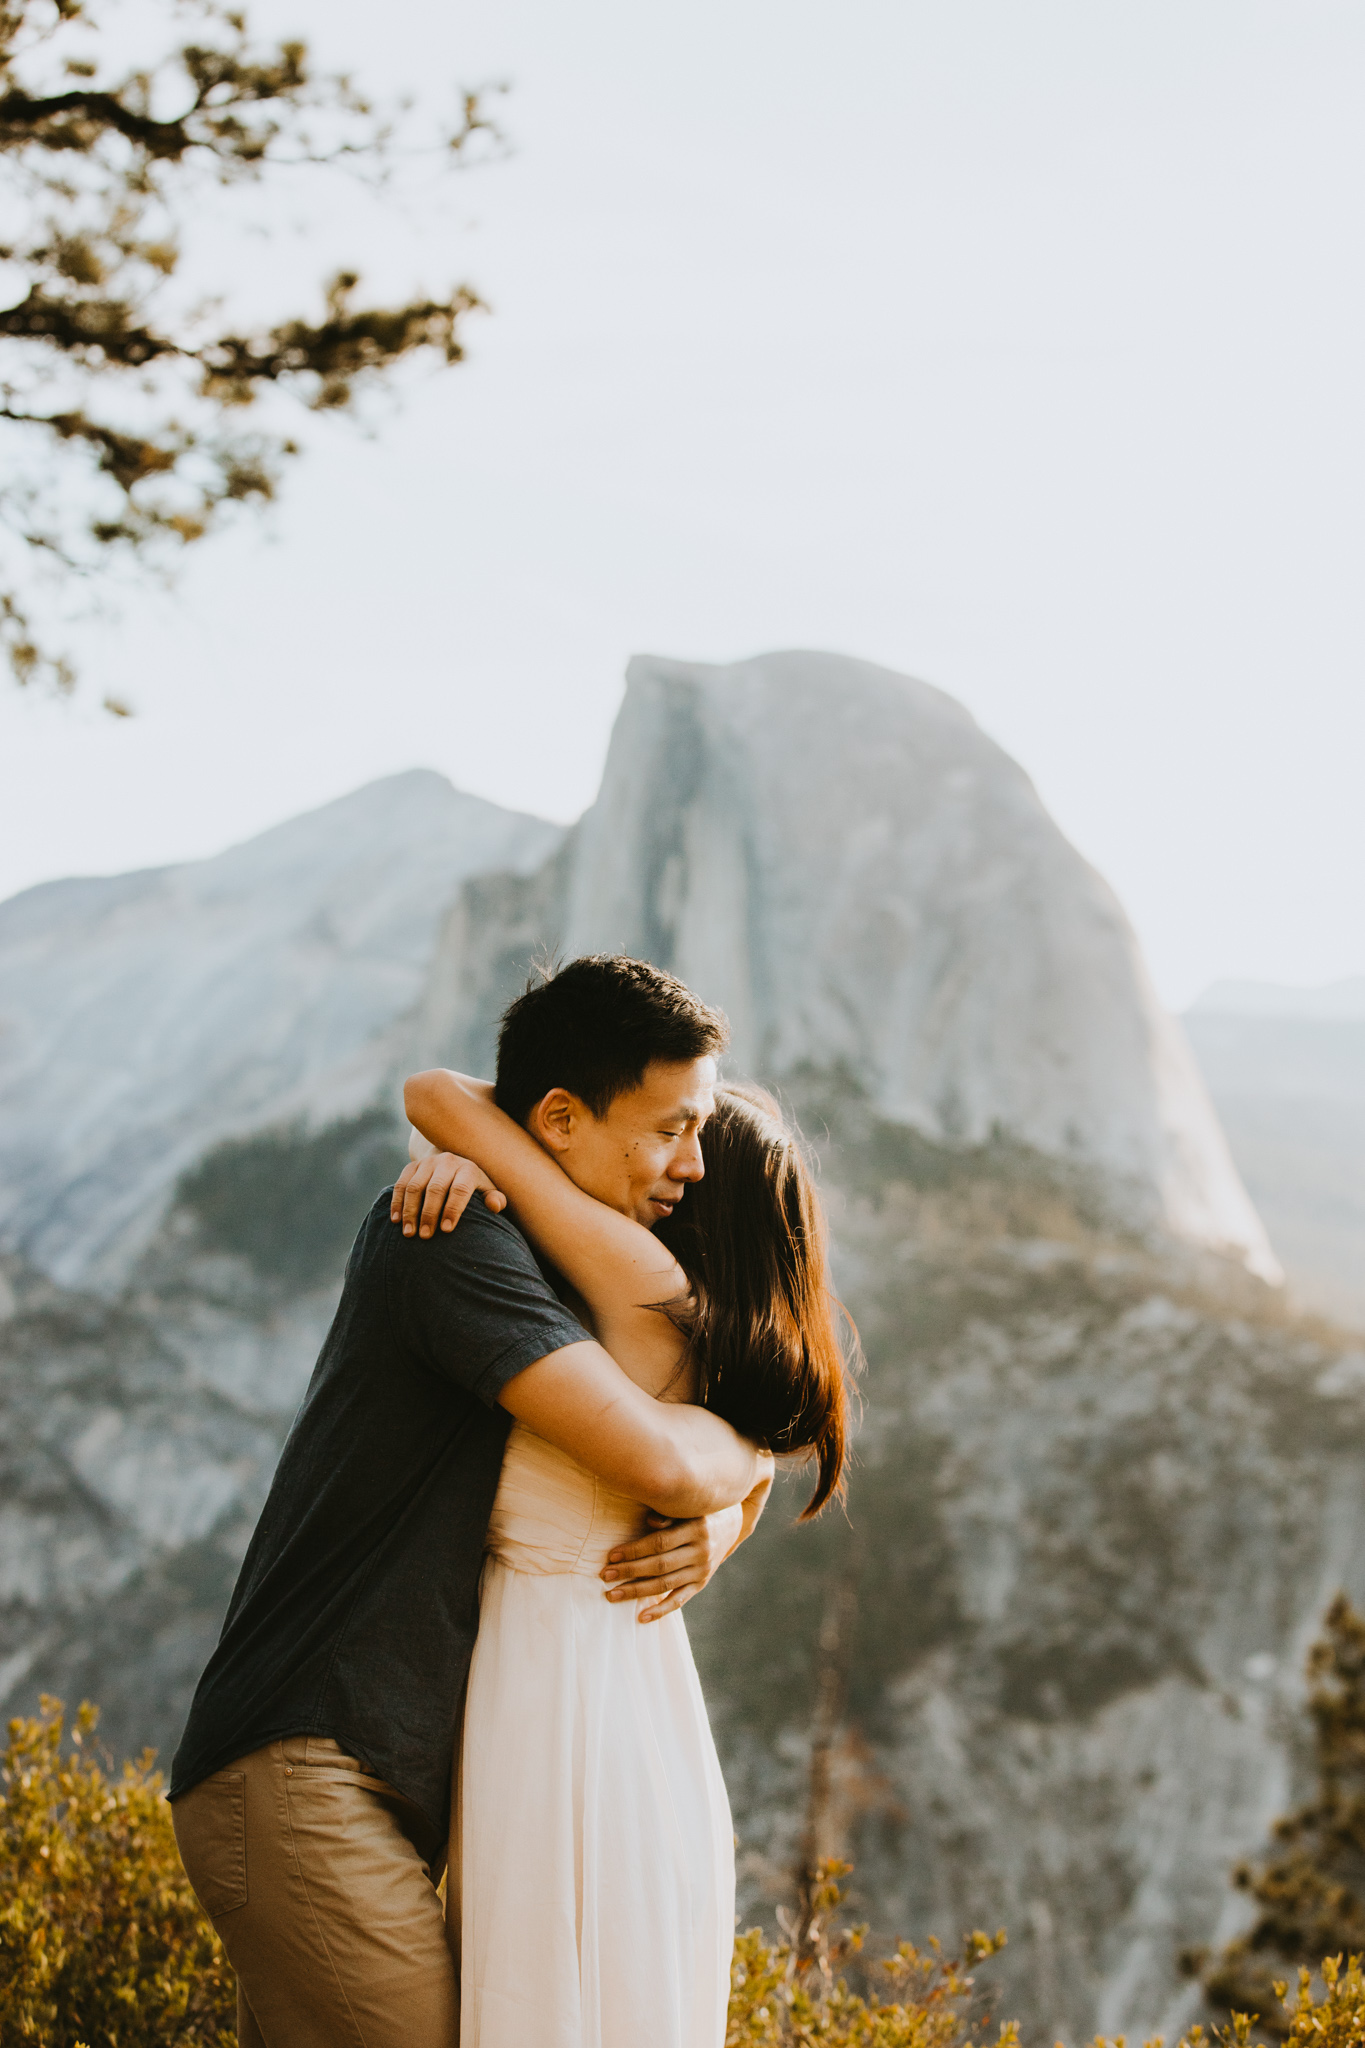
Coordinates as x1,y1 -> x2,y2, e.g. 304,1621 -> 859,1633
421,1159 -> 493,1235
390,1161 -> 419,1223
394,1153 -> 507,1238
437,1163 -> 507,1227
399,1157 -> 439,1234
419,1159 -> 461,1236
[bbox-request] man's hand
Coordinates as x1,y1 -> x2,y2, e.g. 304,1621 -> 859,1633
601,1459 -> 773,1623
601,1507 -> 741,1624
390,1151 -> 507,1238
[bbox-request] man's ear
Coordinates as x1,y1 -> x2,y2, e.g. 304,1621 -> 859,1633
525,1088 -> 580,1155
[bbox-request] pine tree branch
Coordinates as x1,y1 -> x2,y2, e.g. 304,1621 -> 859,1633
0,0 -> 500,699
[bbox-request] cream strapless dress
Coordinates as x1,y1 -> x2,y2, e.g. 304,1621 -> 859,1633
452,1422 -> 736,2047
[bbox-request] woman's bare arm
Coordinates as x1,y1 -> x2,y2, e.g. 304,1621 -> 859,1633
402,1069 -> 689,1393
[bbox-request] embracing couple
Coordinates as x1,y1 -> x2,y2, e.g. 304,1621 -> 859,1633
170,954 -> 855,2048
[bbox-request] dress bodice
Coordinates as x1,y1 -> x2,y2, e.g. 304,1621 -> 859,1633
487,1422 -> 649,1575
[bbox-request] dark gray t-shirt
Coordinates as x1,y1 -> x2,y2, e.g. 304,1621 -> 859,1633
169,1189 -> 587,1839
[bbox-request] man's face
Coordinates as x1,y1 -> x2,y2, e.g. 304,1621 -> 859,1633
531,1057 -> 716,1226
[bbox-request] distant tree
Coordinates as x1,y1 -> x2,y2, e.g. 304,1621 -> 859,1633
1198,1594 -> 1365,2034
0,0 -> 496,705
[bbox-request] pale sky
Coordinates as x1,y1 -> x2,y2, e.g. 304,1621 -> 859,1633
1,0 -> 1361,1010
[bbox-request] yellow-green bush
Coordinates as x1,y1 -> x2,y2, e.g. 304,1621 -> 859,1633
4,1709 -> 1016,2048
1092,1953 -> 1365,2048
0,1698 -> 235,2046
1198,1595 -> 1365,2030
1254,1952 -> 1365,2048
13,1695 -> 1365,2048
726,1859 -> 1018,2048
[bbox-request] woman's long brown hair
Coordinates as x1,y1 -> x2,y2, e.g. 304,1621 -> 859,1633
655,1084 -> 859,1518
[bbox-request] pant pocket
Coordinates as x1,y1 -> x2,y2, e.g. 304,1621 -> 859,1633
302,1734 -> 369,1771
297,1734 -> 391,1789
176,1770 -> 248,1917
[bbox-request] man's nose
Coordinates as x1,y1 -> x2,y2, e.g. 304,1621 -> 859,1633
674,1132 -> 705,1183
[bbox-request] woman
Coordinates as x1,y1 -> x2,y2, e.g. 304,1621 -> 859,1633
403,1069 -> 855,2048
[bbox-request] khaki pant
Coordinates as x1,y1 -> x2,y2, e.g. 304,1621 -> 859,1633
173,1734 -> 458,2048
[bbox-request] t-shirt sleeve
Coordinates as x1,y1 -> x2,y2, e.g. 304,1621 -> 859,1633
386,1193 -> 590,1407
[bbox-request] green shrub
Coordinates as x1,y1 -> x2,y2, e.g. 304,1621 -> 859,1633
4,1710 -> 1018,2048
24,1696 -> 1365,2048
1249,1952 -> 1365,2048
1094,1955 -> 1365,2048
0,1698 -> 235,2047
726,1858 -> 1018,2048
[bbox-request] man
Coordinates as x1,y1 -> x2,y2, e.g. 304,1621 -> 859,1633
171,955 -> 770,2048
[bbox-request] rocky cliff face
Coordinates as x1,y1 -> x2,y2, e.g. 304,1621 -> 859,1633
567,655 -> 1274,1272
0,651 -> 1350,2045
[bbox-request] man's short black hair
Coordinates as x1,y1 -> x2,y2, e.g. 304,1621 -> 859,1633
494,955 -> 729,1126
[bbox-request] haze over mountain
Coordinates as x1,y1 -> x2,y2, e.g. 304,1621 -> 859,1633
1186,978 -> 1365,1329
1,650 -> 1356,2044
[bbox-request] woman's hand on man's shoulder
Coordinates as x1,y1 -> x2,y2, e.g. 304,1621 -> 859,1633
390,1151 -> 507,1240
